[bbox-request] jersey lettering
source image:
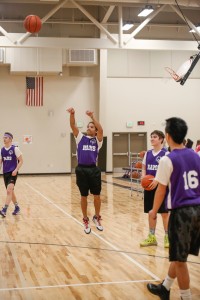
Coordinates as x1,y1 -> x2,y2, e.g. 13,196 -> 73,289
82,145 -> 96,151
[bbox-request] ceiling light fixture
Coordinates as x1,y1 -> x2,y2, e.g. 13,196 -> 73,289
123,23 -> 134,31
138,5 -> 154,17
189,24 -> 200,33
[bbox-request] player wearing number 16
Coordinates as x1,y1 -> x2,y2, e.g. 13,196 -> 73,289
147,117 -> 200,300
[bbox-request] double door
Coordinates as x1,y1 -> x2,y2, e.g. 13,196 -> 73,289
113,132 -> 147,172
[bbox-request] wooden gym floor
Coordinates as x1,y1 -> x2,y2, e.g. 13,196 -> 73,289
0,174 -> 199,300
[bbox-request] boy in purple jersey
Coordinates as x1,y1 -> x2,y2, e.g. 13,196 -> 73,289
147,117 -> 200,300
0,132 -> 23,217
67,108 -> 103,234
140,130 -> 169,248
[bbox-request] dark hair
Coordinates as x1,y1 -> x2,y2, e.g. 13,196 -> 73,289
165,117 -> 188,144
150,130 -> 165,144
4,132 -> 13,139
185,138 -> 193,148
196,139 -> 200,146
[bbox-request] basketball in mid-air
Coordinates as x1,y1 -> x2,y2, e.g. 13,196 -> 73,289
24,15 -> 42,33
141,174 -> 154,190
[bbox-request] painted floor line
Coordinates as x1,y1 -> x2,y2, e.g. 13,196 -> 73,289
25,182 -> 160,281
0,279 -> 158,292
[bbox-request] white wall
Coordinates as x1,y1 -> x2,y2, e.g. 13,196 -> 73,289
101,49 -> 200,171
0,48 -> 200,174
0,66 -> 99,174
102,77 -> 200,171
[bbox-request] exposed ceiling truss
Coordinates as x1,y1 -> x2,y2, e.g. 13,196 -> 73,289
0,0 -> 200,50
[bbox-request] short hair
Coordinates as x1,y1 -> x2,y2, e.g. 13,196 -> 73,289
196,139 -> 200,146
185,138 -> 193,148
4,132 -> 13,139
165,117 -> 188,144
150,130 -> 165,144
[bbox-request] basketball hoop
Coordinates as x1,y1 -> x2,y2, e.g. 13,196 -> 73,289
165,58 -> 193,82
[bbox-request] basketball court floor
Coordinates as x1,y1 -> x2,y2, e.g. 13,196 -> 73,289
0,174 -> 199,300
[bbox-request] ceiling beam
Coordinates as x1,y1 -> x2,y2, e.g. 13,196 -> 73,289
170,4 -> 200,38
71,0 -> 118,44
0,35 -> 197,51
124,4 -> 167,45
16,0 -> 69,44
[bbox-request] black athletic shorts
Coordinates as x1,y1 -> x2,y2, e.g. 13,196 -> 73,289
144,187 -> 168,213
3,172 -> 18,188
168,205 -> 200,262
75,165 -> 101,197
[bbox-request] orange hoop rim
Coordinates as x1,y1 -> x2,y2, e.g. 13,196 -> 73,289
165,67 -> 181,82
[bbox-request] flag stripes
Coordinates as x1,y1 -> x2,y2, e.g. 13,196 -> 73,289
26,77 -> 43,106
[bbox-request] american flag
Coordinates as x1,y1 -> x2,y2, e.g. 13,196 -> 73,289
26,77 -> 43,106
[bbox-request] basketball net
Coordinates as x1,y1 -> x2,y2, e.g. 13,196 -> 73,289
165,58 -> 193,82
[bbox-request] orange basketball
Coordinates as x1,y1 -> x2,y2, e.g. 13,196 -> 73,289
134,161 -> 142,169
131,171 -> 140,179
24,15 -> 42,33
141,174 -> 154,190
139,150 -> 146,158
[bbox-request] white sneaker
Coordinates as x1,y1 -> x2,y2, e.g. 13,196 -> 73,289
83,217 -> 91,234
92,215 -> 103,231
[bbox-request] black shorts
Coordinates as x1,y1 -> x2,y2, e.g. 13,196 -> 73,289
144,188 -> 168,213
169,206 -> 200,262
3,172 -> 18,188
75,165 -> 101,197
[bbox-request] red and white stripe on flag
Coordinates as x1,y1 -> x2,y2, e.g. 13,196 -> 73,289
26,77 -> 43,106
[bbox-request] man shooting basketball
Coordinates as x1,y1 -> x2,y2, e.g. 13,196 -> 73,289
67,108 -> 103,234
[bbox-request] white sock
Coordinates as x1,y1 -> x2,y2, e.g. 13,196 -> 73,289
162,275 -> 174,291
180,289 -> 192,300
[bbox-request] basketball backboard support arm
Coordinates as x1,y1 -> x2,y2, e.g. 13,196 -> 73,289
180,45 -> 200,85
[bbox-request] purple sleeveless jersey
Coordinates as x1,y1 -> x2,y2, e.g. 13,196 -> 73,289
77,135 -> 99,165
1,146 -> 18,174
166,148 -> 200,209
146,149 -> 167,177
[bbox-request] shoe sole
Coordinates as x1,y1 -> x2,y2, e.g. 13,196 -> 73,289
84,229 -> 91,234
0,212 -> 6,218
96,227 -> 103,231
140,243 -> 157,247
92,219 -> 103,231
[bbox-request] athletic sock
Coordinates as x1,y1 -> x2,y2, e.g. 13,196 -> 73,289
149,228 -> 155,235
4,205 -> 9,211
162,275 -> 174,291
180,289 -> 192,300
15,202 -> 19,207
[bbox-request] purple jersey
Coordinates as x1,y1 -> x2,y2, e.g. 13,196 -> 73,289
166,148 -> 200,209
1,146 -> 18,174
146,149 -> 166,176
77,135 -> 100,165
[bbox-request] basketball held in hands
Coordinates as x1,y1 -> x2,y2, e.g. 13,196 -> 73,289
141,174 -> 154,190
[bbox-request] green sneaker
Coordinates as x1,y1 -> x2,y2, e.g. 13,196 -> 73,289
164,235 -> 169,248
140,234 -> 157,247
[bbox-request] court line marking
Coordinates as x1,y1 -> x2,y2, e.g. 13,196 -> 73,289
25,182 -> 160,281
0,279 -> 158,292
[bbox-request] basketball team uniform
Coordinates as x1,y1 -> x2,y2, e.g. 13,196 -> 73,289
156,148 -> 200,261
75,132 -> 103,197
1,145 -> 22,188
143,148 -> 167,213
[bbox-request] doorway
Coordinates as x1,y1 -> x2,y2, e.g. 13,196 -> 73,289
113,132 -> 147,172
